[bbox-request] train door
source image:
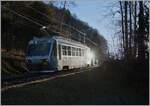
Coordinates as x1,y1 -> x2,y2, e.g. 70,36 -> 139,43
67,46 -> 71,69
50,40 -> 58,70
57,43 -> 62,70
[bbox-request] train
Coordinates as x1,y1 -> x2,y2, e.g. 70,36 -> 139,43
25,36 -> 97,71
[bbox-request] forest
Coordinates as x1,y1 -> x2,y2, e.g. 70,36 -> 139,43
1,1 -> 108,75
1,1 -> 149,75
118,1 -> 149,62
1,1 -> 149,105
1,1 -> 107,60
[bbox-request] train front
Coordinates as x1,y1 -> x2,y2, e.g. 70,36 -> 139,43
25,38 -> 52,71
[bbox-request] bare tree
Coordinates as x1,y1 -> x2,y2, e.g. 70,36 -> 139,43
133,1 -> 137,58
129,1 -> 132,58
137,1 -> 145,61
124,1 -> 128,59
119,1 -> 149,61
119,1 -> 125,56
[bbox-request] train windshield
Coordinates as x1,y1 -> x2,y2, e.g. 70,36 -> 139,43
27,43 -> 51,56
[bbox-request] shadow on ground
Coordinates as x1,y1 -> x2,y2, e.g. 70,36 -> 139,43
1,60 -> 149,105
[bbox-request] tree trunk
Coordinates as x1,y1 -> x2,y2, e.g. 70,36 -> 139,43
133,1 -> 137,58
129,1 -> 132,58
124,1 -> 128,59
119,1 -> 125,57
137,1 -> 145,61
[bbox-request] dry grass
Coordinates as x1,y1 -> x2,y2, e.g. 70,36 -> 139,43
1,52 -> 27,76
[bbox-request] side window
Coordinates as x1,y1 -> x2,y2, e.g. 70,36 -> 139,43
68,46 -> 71,56
58,44 -> 61,60
77,48 -> 80,56
82,49 -> 84,56
72,47 -> 75,56
76,48 -> 78,56
79,48 -> 81,56
62,45 -> 67,55
81,49 -> 82,56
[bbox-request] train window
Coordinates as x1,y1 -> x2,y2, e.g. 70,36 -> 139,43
82,49 -> 84,56
27,43 -> 50,56
79,48 -> 81,56
58,44 -> 61,60
71,47 -> 82,56
78,48 -> 80,56
75,48 -> 77,56
81,49 -> 83,56
68,46 -> 71,56
62,45 -> 67,55
72,47 -> 76,56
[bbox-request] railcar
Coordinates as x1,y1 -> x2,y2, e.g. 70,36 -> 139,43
25,36 -> 95,71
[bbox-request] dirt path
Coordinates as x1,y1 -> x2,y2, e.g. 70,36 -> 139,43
1,67 -> 149,105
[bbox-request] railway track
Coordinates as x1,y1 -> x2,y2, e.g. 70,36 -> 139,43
1,66 -> 97,92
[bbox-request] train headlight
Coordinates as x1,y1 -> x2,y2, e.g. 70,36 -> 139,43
42,59 -> 49,65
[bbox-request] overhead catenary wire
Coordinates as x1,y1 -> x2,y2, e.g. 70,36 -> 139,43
2,4 -> 97,46
2,5 -> 66,36
26,5 -> 86,36
2,5 -> 44,27
26,5 -> 97,46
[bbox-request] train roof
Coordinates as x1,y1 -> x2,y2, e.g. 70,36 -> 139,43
53,36 -> 88,47
29,36 -> 89,48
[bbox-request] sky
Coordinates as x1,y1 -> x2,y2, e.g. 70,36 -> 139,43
44,0 -> 120,54
68,0 -> 120,54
